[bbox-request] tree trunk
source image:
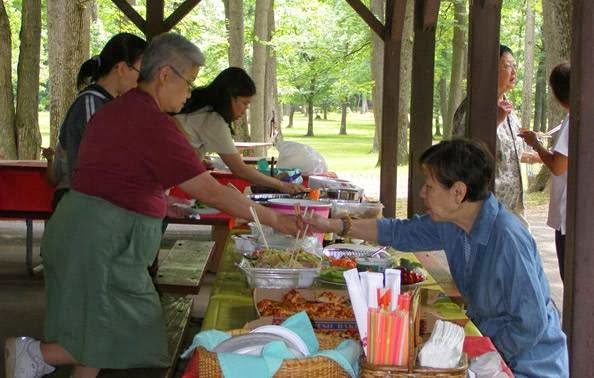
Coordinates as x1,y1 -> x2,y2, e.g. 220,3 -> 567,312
434,115 -> 441,137
288,105 -> 295,128
223,0 -> 244,67
533,52 -> 546,132
323,106 -> 327,120
264,0 -> 279,149
47,0 -> 91,149
396,0 -> 414,165
339,99 -> 347,135
15,0 -> 42,159
530,0 -> 572,192
444,0 -> 466,139
439,77 -> 448,137
306,95 -> 314,137
370,0 -> 384,153
223,0 -> 249,142
249,0 -> 271,155
542,0 -> 572,130
0,1 -> 17,159
521,0 -> 535,131
361,93 -> 368,113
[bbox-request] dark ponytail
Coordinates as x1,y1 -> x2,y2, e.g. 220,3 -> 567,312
77,32 -> 147,89
179,67 -> 256,124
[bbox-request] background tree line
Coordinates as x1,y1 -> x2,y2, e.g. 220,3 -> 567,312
0,0 -> 571,192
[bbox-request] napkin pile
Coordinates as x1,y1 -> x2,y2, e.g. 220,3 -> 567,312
418,319 -> 464,368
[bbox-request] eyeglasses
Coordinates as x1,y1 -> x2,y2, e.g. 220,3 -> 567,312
128,64 -> 141,74
168,65 -> 196,92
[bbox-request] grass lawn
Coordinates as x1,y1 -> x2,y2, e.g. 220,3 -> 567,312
40,111 -> 50,147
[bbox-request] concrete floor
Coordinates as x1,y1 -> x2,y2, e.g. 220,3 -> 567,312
0,204 -> 564,376
0,221 -> 215,377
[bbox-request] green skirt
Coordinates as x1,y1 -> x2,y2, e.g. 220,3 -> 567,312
42,190 -> 168,369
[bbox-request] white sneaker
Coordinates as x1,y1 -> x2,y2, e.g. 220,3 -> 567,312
4,337 -> 56,378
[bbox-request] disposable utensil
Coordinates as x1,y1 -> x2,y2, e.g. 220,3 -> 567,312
249,206 -> 269,249
292,206 -> 310,250
544,123 -> 564,137
367,246 -> 388,258
227,182 -> 242,193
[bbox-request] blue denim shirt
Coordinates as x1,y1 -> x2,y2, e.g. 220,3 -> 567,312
377,193 -> 568,378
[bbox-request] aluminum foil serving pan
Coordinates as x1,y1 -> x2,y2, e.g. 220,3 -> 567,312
247,193 -> 291,202
237,258 -> 320,289
323,243 -> 390,259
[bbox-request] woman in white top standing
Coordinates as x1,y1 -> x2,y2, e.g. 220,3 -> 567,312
519,63 -> 570,281
175,67 -> 305,194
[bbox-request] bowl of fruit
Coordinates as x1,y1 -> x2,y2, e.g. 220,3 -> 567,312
395,257 -> 426,287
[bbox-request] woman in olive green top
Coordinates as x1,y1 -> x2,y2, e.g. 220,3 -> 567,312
175,67 -> 305,194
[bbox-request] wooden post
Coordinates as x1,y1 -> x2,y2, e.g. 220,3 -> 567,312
146,0 -> 165,39
466,0 -> 501,169
380,0 -> 407,217
111,0 -> 202,40
564,1 -> 594,375
408,0 -> 440,217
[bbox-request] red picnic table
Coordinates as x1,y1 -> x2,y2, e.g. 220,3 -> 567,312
0,160 -> 238,274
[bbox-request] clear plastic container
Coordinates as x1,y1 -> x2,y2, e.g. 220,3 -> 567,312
331,201 -> 384,219
237,259 -> 320,288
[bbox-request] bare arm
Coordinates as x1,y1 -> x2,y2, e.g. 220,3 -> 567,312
178,171 -> 299,235
219,152 -> 306,194
41,147 -> 59,187
518,130 -> 568,175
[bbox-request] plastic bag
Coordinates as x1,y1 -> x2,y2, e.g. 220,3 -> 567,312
276,141 -> 327,175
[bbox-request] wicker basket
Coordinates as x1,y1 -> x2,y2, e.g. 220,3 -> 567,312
360,288 -> 468,377
192,329 -> 350,378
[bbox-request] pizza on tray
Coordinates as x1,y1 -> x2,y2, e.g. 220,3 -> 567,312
257,289 -> 354,319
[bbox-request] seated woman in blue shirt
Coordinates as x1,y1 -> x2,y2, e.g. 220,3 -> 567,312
304,139 -> 568,377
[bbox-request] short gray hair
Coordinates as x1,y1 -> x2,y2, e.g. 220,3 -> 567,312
139,33 -> 205,83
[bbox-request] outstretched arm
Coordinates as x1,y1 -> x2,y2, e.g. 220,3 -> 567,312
219,153 -> 306,194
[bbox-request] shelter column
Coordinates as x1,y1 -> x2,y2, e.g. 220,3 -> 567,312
408,0 -> 440,217
564,1 -> 594,376
466,0 -> 501,188
379,0 -> 407,217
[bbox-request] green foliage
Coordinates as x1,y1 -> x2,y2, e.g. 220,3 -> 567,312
274,0 -> 371,112
7,0 -> 545,137
434,0 -> 544,128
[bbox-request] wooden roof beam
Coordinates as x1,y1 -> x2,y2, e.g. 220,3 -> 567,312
345,0 -> 386,41
164,0 -> 203,31
111,0 -> 147,34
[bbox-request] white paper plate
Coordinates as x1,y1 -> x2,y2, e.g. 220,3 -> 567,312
250,325 -> 310,356
213,332 -> 305,357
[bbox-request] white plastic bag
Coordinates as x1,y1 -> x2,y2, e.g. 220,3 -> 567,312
276,141 -> 327,175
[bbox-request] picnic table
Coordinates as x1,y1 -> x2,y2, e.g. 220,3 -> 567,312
0,160 -> 236,274
194,235 -> 514,376
200,233 -> 482,337
234,141 -> 273,154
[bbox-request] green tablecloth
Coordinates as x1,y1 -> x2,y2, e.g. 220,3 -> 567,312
201,236 -> 481,337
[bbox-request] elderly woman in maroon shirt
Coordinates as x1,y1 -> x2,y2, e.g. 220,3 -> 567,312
4,33 -> 299,378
